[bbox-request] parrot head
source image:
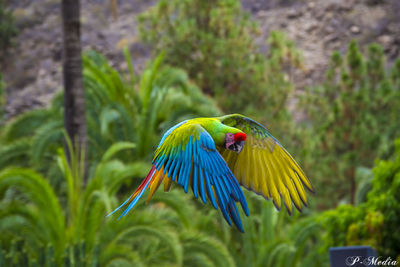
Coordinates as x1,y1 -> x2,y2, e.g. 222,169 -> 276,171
225,132 -> 246,153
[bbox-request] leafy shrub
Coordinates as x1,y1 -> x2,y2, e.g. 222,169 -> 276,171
299,41 -> 400,208
138,0 -> 302,116
319,138 -> 400,259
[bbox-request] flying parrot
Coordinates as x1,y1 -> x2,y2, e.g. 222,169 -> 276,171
108,114 -> 314,232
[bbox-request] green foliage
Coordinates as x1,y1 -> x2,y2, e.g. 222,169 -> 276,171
354,167 -> 374,206
0,0 -> 17,53
230,193 -> 326,267
83,50 -> 219,161
138,0 -> 302,115
245,30 -> 302,141
299,41 -> 400,207
0,138 -> 31,170
0,50 -> 220,177
0,143 -> 236,266
0,49 -> 233,266
5,1 -> 399,263
139,0 -> 257,104
319,138 -> 400,259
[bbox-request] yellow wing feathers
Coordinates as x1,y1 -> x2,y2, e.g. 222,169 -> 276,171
222,135 -> 313,214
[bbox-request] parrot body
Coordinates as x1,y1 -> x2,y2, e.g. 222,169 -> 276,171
108,114 -> 314,232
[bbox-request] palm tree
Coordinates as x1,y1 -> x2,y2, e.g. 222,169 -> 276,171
61,0 -> 87,183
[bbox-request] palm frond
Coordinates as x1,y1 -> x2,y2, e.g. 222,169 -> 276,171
1,109 -> 55,143
0,138 -> 31,169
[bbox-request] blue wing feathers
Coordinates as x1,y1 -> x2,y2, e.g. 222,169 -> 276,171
192,164 -> 198,198
170,158 -> 179,182
163,156 -> 173,175
178,161 -> 185,185
198,169 -> 207,204
111,122 -> 248,232
184,167 -> 190,193
213,177 -> 227,210
185,126 -> 248,231
175,159 -> 183,183
155,155 -> 164,169
215,176 -> 228,203
182,160 -> 189,187
184,161 -> 192,193
106,196 -> 131,218
220,174 -> 235,200
204,172 -> 218,209
116,170 -> 155,219
228,200 -> 243,232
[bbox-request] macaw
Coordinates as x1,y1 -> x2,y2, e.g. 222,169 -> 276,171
108,114 -> 314,232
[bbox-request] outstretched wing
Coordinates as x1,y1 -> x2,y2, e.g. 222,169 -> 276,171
108,121 -> 249,232
219,114 -> 314,214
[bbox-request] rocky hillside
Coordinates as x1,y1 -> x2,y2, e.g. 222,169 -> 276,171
3,0 -> 155,117
248,0 -> 400,89
2,0 -> 399,117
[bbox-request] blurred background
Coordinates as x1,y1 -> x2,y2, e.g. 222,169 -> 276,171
0,0 -> 399,266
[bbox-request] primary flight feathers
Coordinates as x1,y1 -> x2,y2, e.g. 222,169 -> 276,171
108,114 -> 314,232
